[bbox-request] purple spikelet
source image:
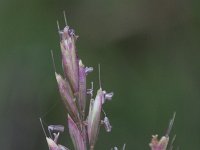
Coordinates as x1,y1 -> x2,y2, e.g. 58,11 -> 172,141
68,115 -> 86,150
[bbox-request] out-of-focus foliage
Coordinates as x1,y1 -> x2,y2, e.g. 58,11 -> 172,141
0,0 -> 200,150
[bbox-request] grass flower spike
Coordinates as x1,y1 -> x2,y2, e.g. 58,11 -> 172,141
42,14 -> 114,150
40,13 -> 177,150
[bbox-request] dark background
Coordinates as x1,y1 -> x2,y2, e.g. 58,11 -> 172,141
0,0 -> 200,149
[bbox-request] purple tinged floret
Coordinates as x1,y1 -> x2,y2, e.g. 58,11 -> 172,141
60,26 -> 79,93
68,115 -> 87,150
46,137 -> 59,150
55,72 -> 80,122
87,88 -> 104,149
46,137 -> 70,150
46,133 -> 70,150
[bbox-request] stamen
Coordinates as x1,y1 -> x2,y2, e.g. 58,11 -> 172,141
87,82 -> 94,98
105,92 -> 114,100
85,67 -> 93,74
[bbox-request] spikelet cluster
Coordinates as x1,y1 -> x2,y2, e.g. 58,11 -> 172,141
44,17 -> 113,150
40,14 -> 176,150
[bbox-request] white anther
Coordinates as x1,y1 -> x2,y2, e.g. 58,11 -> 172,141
103,116 -> 112,132
48,125 -> 64,133
105,92 -> 114,100
85,67 -> 93,74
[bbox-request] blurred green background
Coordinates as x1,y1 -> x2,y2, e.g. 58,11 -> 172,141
0,0 -> 200,149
